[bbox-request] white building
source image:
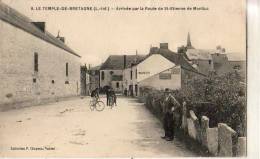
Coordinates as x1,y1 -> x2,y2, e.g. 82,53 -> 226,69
123,43 -> 205,97
100,54 -> 145,93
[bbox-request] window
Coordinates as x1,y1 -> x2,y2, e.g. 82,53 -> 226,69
130,70 -> 133,80
233,65 -> 241,70
116,82 -> 119,88
66,63 -> 68,77
34,52 -> 38,72
135,69 -> 137,79
209,60 -> 212,65
33,78 -> 36,83
51,80 -> 55,84
101,71 -> 105,80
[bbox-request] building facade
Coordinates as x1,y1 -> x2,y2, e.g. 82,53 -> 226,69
0,2 -> 81,110
80,65 -> 91,96
100,54 -> 145,93
182,33 -> 245,77
88,65 -> 101,92
123,43 -> 205,97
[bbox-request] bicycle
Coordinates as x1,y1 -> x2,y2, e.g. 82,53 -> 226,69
89,97 -> 105,111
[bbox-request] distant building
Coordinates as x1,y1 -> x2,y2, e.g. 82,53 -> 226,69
185,49 -> 215,75
123,43 -> 205,97
88,65 -> 101,92
226,53 -> 246,79
0,2 -> 81,110
80,65 -> 90,96
181,33 -> 245,76
100,54 -> 145,93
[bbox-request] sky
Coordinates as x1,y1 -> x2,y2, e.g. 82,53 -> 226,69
2,0 -> 246,66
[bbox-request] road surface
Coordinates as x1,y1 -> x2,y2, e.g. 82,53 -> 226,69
0,96 -> 200,157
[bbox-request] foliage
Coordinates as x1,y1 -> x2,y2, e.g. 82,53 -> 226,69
140,71 -> 246,137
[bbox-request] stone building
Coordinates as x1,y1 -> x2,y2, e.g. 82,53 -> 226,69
80,65 -> 90,96
88,65 -> 101,92
226,53 -> 246,80
180,33 -> 245,76
0,2 -> 81,110
100,54 -> 145,93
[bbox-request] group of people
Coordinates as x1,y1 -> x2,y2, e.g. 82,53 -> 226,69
161,88 -> 182,141
91,87 -> 181,141
90,87 -> 117,107
106,88 -> 117,107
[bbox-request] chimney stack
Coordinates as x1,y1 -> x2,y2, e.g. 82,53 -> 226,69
160,43 -> 168,49
123,55 -> 127,69
56,31 -> 65,43
59,37 -> 65,43
149,47 -> 159,54
31,22 -> 45,32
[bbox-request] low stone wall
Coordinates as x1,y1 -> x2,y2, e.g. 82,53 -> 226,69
200,116 -> 218,155
186,111 -> 245,157
181,102 -> 188,132
137,96 -> 146,103
187,110 -> 200,140
140,94 -> 246,157
207,127 -> 218,155
237,137 -> 246,156
218,123 -> 238,156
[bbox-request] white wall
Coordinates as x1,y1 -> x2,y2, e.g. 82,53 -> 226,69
139,66 -> 181,90
136,54 -> 176,82
99,69 -> 123,87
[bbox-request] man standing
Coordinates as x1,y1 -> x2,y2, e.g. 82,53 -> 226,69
106,88 -> 111,106
161,88 -> 181,141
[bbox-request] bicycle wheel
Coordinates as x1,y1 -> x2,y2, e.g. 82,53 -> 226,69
89,100 -> 95,111
95,101 -> 105,111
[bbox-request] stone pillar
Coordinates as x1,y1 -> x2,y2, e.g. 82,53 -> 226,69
181,102 -> 188,132
187,110 -> 200,141
201,116 -> 209,146
218,123 -> 238,157
207,127 -> 218,156
237,137 -> 246,156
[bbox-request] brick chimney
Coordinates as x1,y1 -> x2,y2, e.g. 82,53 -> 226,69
59,37 -> 65,43
160,43 -> 168,49
149,47 -> 159,54
123,55 -> 127,69
31,22 -> 45,32
56,31 -> 65,43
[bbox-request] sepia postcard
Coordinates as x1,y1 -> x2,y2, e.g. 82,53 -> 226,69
0,0 -> 254,158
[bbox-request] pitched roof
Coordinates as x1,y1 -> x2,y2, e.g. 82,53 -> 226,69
100,55 -> 146,70
158,49 -> 202,74
137,48 -> 202,75
186,49 -> 215,60
89,65 -> 101,70
0,2 -> 80,57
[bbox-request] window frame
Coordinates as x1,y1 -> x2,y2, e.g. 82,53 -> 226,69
101,71 -> 105,80
34,52 -> 38,72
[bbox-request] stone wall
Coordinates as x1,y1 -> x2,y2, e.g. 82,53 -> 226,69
237,137 -> 246,156
185,111 -> 245,157
140,90 -> 246,157
201,116 -> 218,155
0,20 -> 81,110
218,123 -> 238,156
